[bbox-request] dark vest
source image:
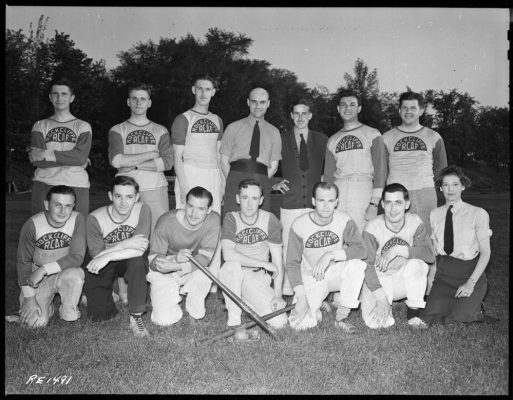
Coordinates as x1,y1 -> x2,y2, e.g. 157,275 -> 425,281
280,128 -> 328,209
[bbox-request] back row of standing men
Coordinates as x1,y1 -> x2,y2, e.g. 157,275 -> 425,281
19,76 -> 455,337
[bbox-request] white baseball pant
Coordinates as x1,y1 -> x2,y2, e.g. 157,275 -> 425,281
218,261 -> 288,329
146,267 -> 213,326
289,259 -> 366,330
334,176 -> 373,234
360,258 -> 429,329
18,267 -> 84,327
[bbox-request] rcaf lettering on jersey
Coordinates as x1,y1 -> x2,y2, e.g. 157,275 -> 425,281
35,232 -> 72,250
191,119 -> 219,134
104,225 -> 136,244
126,130 -> 156,145
45,127 -> 77,143
381,237 -> 409,254
235,228 -> 268,245
335,135 -> 364,153
305,230 -> 340,248
393,136 -> 427,152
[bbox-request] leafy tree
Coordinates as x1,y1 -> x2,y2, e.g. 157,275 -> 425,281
474,106 -> 510,171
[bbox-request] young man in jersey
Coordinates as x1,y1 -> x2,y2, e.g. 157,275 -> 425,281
108,83 -> 173,303
324,89 -> 387,233
84,176 -> 151,338
170,75 -> 224,291
220,88 -> 281,216
286,182 -> 367,333
146,186 -> 220,326
15,185 -> 86,328
108,83 -> 174,232
219,179 -> 287,341
359,183 -> 435,330
383,91 -> 447,235
28,78 -> 92,215
272,99 -> 328,297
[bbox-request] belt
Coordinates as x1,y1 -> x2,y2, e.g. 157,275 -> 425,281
230,159 -> 267,175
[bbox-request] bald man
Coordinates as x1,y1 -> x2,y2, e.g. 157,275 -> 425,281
220,87 -> 282,216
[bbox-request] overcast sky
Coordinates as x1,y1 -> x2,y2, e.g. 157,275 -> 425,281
5,6 -> 510,107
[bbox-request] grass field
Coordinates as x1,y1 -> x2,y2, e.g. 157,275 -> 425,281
4,191 -> 509,394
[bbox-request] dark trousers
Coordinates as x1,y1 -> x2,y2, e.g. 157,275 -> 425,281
222,165 -> 271,219
421,255 -> 487,324
84,256 -> 148,320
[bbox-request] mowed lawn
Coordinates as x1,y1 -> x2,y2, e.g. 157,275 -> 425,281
4,190 -> 509,395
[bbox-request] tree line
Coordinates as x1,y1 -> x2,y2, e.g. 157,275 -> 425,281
6,15 -> 509,190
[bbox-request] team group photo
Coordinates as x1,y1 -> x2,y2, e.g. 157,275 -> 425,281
5,7 -> 509,395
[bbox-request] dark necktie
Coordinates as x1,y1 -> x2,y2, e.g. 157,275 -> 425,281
444,205 -> 454,255
299,133 -> 309,171
249,121 -> 260,161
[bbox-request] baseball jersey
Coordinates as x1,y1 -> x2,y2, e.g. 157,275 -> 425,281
286,210 -> 367,288
149,210 -> 221,272
30,118 -> 92,187
16,211 -> 86,292
170,110 -> 224,169
108,121 -> 173,191
221,210 -> 282,262
362,213 -> 435,291
324,124 -> 387,198
86,202 -> 151,259
383,126 -> 447,191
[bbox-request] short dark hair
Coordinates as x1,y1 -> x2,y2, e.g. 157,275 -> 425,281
186,186 -> 213,207
435,165 -> 472,190
110,175 -> 139,193
338,89 -> 361,106
312,181 -> 339,199
382,183 -> 410,202
46,185 -> 76,203
49,78 -> 74,95
399,91 -> 425,109
238,178 -> 263,195
290,98 -> 313,113
128,83 -> 152,98
193,74 -> 217,88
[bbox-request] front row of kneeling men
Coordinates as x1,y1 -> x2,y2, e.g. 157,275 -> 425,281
15,172 -> 484,338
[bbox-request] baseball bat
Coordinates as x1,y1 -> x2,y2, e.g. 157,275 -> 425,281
197,304 -> 295,345
188,255 -> 278,340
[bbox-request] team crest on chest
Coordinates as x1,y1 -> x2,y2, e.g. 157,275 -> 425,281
236,228 -> 268,245
305,231 -> 339,248
191,119 -> 219,134
335,135 -> 363,153
381,237 -> 409,254
45,127 -> 77,143
104,225 -> 136,244
35,232 -> 72,250
393,136 -> 427,152
126,130 -> 156,145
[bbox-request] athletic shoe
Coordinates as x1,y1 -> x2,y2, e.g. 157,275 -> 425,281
407,316 -> 428,330
129,314 -> 149,338
334,320 -> 357,334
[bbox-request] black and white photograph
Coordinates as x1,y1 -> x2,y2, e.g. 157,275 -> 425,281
4,6 -> 509,395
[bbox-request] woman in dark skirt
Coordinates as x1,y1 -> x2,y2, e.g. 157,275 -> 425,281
421,165 -> 495,324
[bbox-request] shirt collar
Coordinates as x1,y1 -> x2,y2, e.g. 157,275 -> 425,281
446,198 -> 464,212
248,115 -> 264,125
